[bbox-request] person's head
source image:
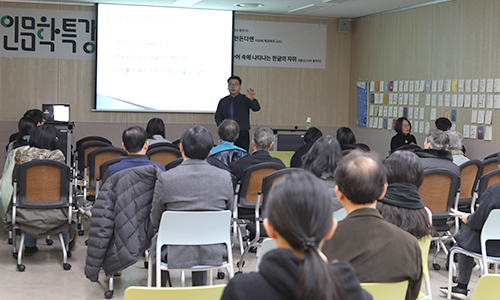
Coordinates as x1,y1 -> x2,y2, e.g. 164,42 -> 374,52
435,117 -> 452,131
264,171 -> 346,300
29,124 -> 58,150
335,150 -> 387,205
303,127 -> 322,144
377,151 -> 432,239
252,127 -> 274,151
447,130 -> 463,151
302,136 -> 342,179
336,127 -> 356,145
180,125 -> 214,159
395,117 -> 411,135
146,118 -> 165,139
18,116 -> 37,136
385,151 -> 424,187
24,109 -> 44,126
227,75 -> 242,97
217,119 -> 240,142
122,126 -> 148,154
424,129 -> 449,150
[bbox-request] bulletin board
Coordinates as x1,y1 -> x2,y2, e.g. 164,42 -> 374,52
359,79 -> 500,142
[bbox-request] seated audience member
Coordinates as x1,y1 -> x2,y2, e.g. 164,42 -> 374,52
377,151 -> 433,239
390,117 -> 417,153
6,109 -> 45,151
413,129 -> 460,177
108,126 -> 165,177
221,171 -> 372,300
290,126 -> 322,168
150,125 -> 233,286
435,117 -> 452,131
322,151 -> 422,300
9,125 -> 73,256
439,153 -> 500,299
146,118 -> 171,145
230,127 -> 286,180
447,130 -> 469,166
6,116 -> 37,155
336,127 -> 356,151
208,119 -> 249,170
301,136 -> 343,211
0,116 -> 37,219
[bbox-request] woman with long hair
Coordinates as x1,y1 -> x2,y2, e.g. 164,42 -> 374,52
302,136 -> 343,211
221,172 -> 371,300
146,117 -> 171,145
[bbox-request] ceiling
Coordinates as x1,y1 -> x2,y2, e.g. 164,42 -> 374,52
9,0 -> 452,19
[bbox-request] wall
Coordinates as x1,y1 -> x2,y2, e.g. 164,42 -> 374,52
349,0 -> 500,160
0,2 -> 351,169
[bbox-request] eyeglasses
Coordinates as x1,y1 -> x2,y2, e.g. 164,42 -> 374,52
228,83 -> 240,87
402,124 -> 411,128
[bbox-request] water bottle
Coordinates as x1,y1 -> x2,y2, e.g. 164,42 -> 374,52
306,117 -> 311,129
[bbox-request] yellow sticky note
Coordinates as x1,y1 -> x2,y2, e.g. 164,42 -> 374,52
444,109 -> 451,119
452,80 -> 458,92
375,81 -> 380,92
384,93 -> 389,104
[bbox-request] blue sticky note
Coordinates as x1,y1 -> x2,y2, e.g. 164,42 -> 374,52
451,109 -> 456,122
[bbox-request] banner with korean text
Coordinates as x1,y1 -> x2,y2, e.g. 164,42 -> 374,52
234,20 -> 326,69
0,8 -> 95,60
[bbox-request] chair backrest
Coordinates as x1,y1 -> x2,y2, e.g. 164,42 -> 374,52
147,147 -> 181,167
87,146 -> 127,188
259,168 -> 303,211
238,162 -> 286,208
417,235 -> 432,286
476,170 -> 500,205
99,156 -> 127,184
76,135 -> 112,150
470,274 -> 500,300
148,142 -> 178,151
15,159 -> 70,209
123,285 -> 226,300
256,238 -> 276,271
459,160 -> 483,199
480,209 -> 500,272
418,168 -> 460,217
268,151 -> 294,167
482,157 -> 498,176
77,141 -> 111,177
165,157 -> 183,171
360,281 -> 409,300
157,210 -> 232,247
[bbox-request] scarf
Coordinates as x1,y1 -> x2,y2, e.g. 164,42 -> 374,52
379,182 -> 424,209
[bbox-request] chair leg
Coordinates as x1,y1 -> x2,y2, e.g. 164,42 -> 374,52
105,275 -> 114,299
58,233 -> 71,270
181,271 -> 185,287
147,255 -> 152,287
209,269 -> 214,285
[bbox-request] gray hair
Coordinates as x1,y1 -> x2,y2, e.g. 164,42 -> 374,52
447,130 -> 463,150
217,119 -> 240,142
426,129 -> 449,150
253,127 -> 274,151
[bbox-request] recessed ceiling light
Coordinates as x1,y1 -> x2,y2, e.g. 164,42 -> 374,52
235,3 -> 265,8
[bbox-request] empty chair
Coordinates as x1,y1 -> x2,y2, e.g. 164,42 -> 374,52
470,274 -> 500,300
255,238 -> 276,271
418,168 -> 460,270
124,285 -> 226,300
481,157 -> 498,176
84,146 -> 127,198
146,146 -> 181,167
147,211 -> 233,287
76,135 -> 112,150
417,236 -> 432,300
238,168 -> 303,272
76,141 -> 111,181
360,281 -> 409,300
458,160 -> 482,212
232,162 -> 285,255
10,159 -> 74,271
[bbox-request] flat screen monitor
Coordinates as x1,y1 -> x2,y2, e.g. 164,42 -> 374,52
95,4 -> 234,113
42,104 -> 70,123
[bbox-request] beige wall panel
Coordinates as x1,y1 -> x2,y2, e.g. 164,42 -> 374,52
0,57 -> 59,120
349,0 -> 500,158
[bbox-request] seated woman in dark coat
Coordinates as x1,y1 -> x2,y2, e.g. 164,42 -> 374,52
290,127 -> 322,168
301,136 -> 343,211
390,117 -> 417,153
221,172 -> 372,300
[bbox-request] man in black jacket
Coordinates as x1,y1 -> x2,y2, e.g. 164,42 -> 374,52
413,129 -> 460,177
214,76 -> 260,151
208,119 -> 248,170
